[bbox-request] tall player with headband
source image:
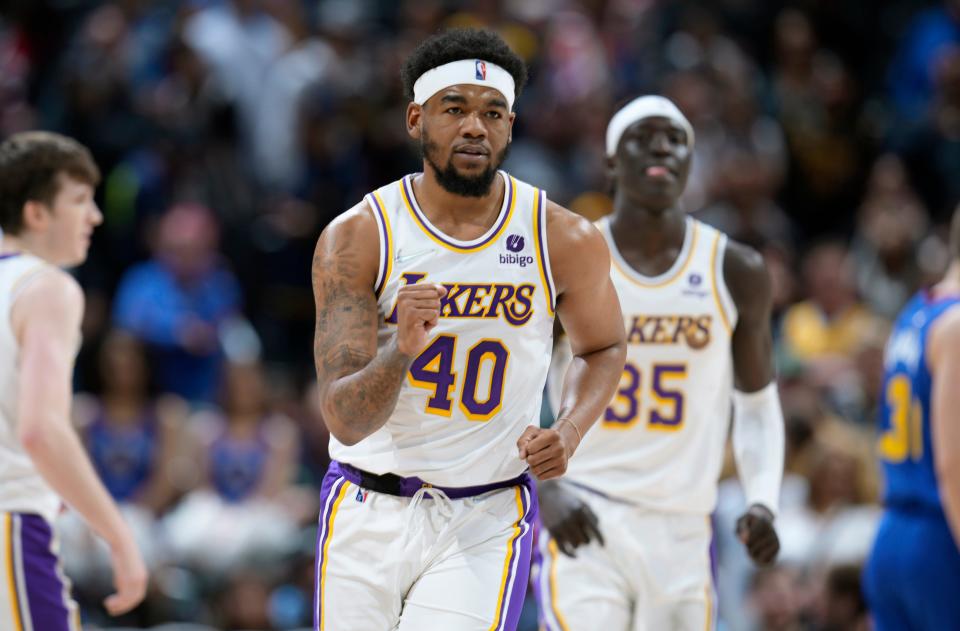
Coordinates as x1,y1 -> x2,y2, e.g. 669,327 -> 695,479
310,29 -> 626,631
535,96 -> 785,631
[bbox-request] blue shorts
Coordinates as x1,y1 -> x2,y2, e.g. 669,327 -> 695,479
863,509 -> 960,631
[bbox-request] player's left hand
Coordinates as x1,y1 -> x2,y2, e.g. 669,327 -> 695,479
517,426 -> 574,480
735,503 -> 779,566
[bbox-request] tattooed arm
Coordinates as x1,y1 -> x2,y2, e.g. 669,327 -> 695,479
313,202 -> 445,446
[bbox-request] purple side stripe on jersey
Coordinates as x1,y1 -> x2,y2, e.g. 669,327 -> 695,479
314,469 -> 348,631
18,514 -> 77,631
402,174 -> 514,251
533,189 -> 555,312
0,253 -> 21,261
367,193 -> 391,297
495,478 -> 538,631
709,515 -> 718,587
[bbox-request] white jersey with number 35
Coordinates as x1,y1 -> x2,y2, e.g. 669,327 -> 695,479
329,172 -> 556,486
549,216 -> 737,514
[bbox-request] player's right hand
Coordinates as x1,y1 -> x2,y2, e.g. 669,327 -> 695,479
538,480 -> 605,557
104,536 -> 148,616
396,283 -> 447,356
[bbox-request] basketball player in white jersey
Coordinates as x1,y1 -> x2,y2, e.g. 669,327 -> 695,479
534,97 -> 785,631
310,29 -> 626,631
0,131 -> 147,630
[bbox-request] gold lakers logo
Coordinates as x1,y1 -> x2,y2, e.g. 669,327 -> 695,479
626,315 -> 712,349
386,272 -> 535,326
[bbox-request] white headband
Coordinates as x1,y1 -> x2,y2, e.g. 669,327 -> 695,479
413,59 -> 516,111
605,95 -> 694,157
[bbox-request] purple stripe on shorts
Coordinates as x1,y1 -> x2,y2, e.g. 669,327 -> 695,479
498,477 -> 538,631
18,514 -> 75,631
314,465 -> 347,631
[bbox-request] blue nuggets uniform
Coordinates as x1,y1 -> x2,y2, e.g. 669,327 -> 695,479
863,291 -> 960,631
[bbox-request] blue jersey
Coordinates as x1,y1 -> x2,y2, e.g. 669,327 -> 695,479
89,406 -> 158,503
878,291 -> 960,514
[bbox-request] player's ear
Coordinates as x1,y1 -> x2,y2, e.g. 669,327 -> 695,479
407,102 -> 423,140
21,200 -> 50,232
605,156 -> 617,196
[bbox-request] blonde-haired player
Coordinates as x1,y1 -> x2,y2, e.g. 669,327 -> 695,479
0,131 -> 147,630
534,97 -> 785,631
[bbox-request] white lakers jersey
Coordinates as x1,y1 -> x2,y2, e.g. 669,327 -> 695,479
549,216 -> 738,514
0,253 -> 62,522
329,171 -> 556,486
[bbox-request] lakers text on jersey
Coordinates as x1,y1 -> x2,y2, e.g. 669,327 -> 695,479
329,170 -> 556,487
548,216 -> 737,514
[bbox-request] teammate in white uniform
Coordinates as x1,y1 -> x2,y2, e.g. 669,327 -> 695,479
0,132 -> 146,630
310,29 -> 626,631
534,97 -> 785,631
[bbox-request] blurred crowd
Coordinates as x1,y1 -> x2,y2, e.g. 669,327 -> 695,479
2,0 -> 960,629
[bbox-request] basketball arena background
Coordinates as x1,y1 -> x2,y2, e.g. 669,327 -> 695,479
2,0 -> 957,628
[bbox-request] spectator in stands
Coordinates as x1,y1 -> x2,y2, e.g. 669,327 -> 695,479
113,202 -> 243,403
58,330 -> 189,609
781,240 -> 884,371
164,360 -> 300,575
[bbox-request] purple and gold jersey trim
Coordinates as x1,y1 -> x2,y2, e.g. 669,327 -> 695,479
709,232 -> 733,334
367,191 -> 393,298
400,173 -> 516,253
532,188 -> 556,316
605,217 -> 700,288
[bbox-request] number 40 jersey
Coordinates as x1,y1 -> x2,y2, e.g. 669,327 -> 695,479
548,216 -> 737,514
328,172 -> 556,487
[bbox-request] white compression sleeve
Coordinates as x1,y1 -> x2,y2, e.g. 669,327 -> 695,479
732,382 -> 785,515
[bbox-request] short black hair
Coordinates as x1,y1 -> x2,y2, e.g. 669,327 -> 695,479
401,28 -> 528,103
0,131 -> 100,235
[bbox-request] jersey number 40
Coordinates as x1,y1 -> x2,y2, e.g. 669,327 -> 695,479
408,334 -> 508,421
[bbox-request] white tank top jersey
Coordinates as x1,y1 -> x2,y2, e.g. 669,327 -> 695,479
329,171 -> 557,486
0,253 -> 62,522
548,216 -> 738,514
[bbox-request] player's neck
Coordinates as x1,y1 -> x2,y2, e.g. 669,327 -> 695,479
935,261 -> 960,295
0,233 -> 53,262
412,168 -> 506,233
608,197 -> 686,256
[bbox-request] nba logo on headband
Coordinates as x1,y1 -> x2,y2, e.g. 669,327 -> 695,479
475,60 -> 487,80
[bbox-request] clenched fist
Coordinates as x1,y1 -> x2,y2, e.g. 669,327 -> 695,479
396,283 -> 447,356
517,424 -> 577,480
736,503 -> 780,566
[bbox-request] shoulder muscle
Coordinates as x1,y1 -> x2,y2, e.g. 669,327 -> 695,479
928,305 -> 960,371
12,269 -> 84,345
313,200 -> 381,290
545,201 -> 610,295
723,239 -> 771,323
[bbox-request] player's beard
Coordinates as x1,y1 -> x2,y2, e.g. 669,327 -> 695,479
420,128 -> 509,198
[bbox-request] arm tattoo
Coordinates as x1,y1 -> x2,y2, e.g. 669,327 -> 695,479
313,242 -> 410,442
